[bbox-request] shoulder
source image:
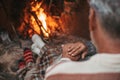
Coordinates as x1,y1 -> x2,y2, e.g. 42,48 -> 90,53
45,58 -> 93,79
46,58 -> 72,76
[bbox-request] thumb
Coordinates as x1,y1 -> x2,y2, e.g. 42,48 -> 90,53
81,51 -> 87,59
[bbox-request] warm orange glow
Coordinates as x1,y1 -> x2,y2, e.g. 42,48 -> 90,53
18,1 -> 61,38
38,8 -> 50,37
28,29 -> 33,37
46,16 -> 59,31
31,2 -> 50,37
30,16 -> 41,34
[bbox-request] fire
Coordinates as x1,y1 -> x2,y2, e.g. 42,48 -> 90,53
31,2 -> 50,38
37,8 -> 50,37
30,16 -> 41,34
18,0 -> 61,39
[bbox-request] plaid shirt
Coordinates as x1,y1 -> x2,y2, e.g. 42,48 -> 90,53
38,45 -> 62,79
38,41 -> 96,79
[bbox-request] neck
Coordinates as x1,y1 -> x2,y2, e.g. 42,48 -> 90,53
98,38 -> 120,54
96,28 -> 120,54
91,17 -> 120,54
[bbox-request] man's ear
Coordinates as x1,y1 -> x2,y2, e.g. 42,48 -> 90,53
89,8 -> 97,31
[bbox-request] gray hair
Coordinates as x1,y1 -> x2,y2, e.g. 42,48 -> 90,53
89,0 -> 120,39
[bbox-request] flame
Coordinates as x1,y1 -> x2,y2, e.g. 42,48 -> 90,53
38,8 -> 50,37
30,16 -> 41,34
31,2 -> 50,37
18,1 -> 61,39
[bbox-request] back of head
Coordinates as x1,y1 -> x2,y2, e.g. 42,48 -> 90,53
89,0 -> 120,39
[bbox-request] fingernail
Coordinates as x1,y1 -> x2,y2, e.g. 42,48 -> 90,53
68,52 -> 71,54
71,54 -> 74,56
68,49 -> 70,51
82,55 -> 85,59
61,45 -> 64,47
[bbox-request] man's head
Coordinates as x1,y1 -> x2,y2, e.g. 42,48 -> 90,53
89,0 -> 120,50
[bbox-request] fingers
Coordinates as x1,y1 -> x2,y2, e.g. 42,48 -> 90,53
81,51 -> 87,59
61,42 -> 88,60
61,43 -> 73,53
61,44 -> 64,47
67,46 -> 74,52
68,45 -> 81,56
68,43 -> 86,57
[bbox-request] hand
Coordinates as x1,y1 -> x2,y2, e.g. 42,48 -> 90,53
62,42 -> 87,61
68,42 -> 87,59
